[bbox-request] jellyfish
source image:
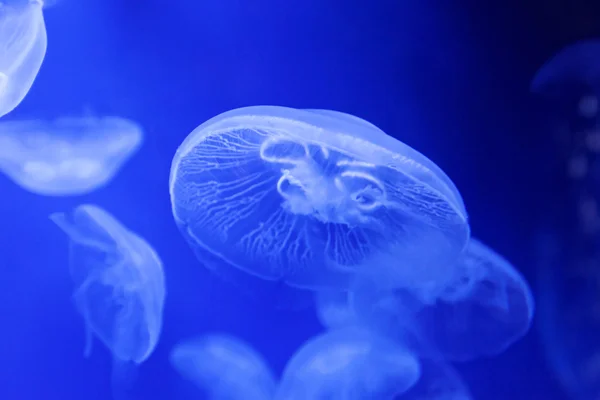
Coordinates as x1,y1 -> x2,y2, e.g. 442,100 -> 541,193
314,289 -> 358,330
0,0 -> 47,119
50,204 -> 166,397
531,39 -> 600,98
275,326 -> 420,400
399,358 -> 472,400
0,116 -> 143,196
170,334 -> 276,400
351,237 -> 535,362
170,105 -> 469,300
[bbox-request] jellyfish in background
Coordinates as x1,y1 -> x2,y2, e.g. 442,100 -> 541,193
314,289 -> 357,330
0,0 -> 47,119
170,105 -> 469,301
275,326 -> 420,400
50,204 -> 166,397
0,116 -> 143,196
400,358 -> 472,400
170,334 -> 276,400
350,237 -> 534,362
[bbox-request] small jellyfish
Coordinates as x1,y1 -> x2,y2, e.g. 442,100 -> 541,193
0,0 -> 47,118
531,40 -> 600,97
170,334 -> 276,400
275,326 -> 420,400
170,106 -> 469,296
399,358 -> 472,400
351,237 -> 534,362
314,289 -> 357,330
50,204 -> 166,396
0,116 -> 143,195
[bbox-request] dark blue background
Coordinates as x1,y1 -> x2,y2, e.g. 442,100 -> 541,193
0,0 -> 594,398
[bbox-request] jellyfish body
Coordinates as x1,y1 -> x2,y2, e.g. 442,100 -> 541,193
275,327 -> 420,400
50,204 -> 166,392
0,0 -> 47,118
352,237 -> 534,361
0,116 -> 143,195
170,105 -> 469,295
170,334 -> 276,400
399,358 -> 472,400
530,39 -> 600,97
314,289 -> 357,330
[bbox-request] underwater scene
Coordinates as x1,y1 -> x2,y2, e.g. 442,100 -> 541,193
0,0 -> 599,399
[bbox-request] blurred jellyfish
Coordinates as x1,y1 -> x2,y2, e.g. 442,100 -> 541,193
399,358 -> 472,400
0,0 -> 47,119
352,237 -> 534,362
0,116 -> 143,195
314,289 -> 357,330
275,326 -> 420,400
50,204 -> 166,397
531,39 -> 600,98
170,334 -> 276,400
170,105 -> 469,300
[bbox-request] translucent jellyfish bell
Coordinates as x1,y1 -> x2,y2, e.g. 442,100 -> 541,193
170,334 -> 276,400
351,237 -> 535,362
0,116 -> 143,196
530,39 -> 600,97
0,0 -> 47,118
275,326 -> 420,400
50,204 -> 166,393
170,106 -> 469,293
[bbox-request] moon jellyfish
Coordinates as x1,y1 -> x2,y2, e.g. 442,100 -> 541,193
0,116 -> 143,196
275,326 -> 420,400
351,238 -> 534,362
170,334 -> 276,400
0,0 -> 47,118
170,105 -> 469,297
314,289 -> 357,330
400,358 -> 472,400
531,40 -> 600,97
50,204 -> 166,397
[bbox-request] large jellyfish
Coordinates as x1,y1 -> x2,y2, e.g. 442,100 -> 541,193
0,0 -> 47,119
170,106 -> 469,299
50,204 -> 166,397
351,237 -> 534,362
170,334 -> 276,400
0,116 -> 143,195
275,326 -> 420,400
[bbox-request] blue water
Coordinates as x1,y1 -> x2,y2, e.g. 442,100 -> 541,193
0,0 -> 572,399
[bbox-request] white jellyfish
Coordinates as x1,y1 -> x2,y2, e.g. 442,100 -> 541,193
0,116 -> 143,195
170,334 -> 276,400
275,326 -> 420,400
169,106 -> 469,298
50,204 -> 166,396
0,0 -> 47,119
351,237 -> 535,362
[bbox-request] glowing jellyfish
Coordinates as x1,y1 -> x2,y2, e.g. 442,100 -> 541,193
0,0 -> 47,119
314,289 -> 357,330
352,237 -> 534,362
50,204 -> 166,396
400,358 -> 472,400
531,40 -> 600,97
275,327 -> 420,400
0,116 -> 143,196
170,106 -> 469,295
170,334 -> 276,400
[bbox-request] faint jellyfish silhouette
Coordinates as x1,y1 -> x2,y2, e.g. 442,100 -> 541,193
275,326 -> 420,400
531,39 -> 600,98
400,357 -> 472,400
314,289 -> 357,329
169,105 -> 469,299
170,334 -> 276,400
0,116 -> 143,195
0,0 -> 47,118
351,237 -> 534,362
50,204 -> 166,398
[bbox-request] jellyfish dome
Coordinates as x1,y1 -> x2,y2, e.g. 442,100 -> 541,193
351,237 -> 535,362
275,326 -> 420,400
170,106 -> 469,294
0,116 -> 143,196
0,0 -> 47,119
170,333 -> 276,400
